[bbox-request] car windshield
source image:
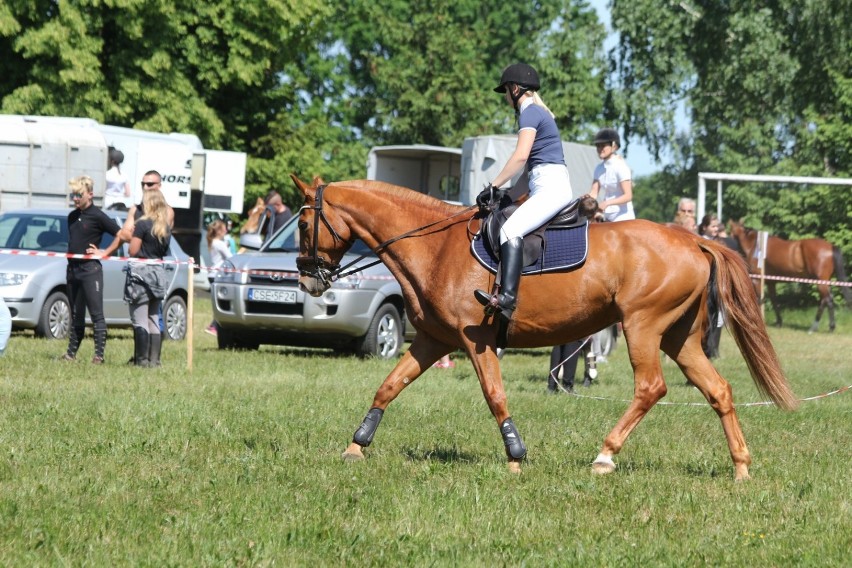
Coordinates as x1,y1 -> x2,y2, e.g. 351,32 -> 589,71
261,215 -> 374,257
0,213 -> 68,251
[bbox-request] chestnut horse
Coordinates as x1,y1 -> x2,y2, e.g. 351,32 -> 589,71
728,220 -> 852,332
293,176 -> 797,481
240,197 -> 269,235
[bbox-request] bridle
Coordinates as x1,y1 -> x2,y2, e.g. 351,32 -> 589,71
295,184 -> 476,286
295,185 -> 353,289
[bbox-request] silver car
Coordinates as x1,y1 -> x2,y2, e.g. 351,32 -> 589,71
211,216 -> 413,358
0,208 -> 190,340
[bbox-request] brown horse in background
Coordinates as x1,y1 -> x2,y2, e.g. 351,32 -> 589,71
240,197 -> 269,235
728,220 -> 852,332
293,176 -> 797,481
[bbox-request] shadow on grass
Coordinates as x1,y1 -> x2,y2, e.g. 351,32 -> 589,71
402,446 -> 479,464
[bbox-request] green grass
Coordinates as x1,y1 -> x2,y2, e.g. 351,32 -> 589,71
0,301 -> 850,566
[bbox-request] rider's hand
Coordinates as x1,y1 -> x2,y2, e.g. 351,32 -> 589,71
476,184 -> 495,211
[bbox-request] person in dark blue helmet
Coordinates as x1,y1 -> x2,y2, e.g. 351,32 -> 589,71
474,63 -> 574,323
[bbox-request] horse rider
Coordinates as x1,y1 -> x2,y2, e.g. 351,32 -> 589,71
474,63 -> 575,323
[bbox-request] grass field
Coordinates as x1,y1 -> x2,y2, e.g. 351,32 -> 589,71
0,299 -> 850,566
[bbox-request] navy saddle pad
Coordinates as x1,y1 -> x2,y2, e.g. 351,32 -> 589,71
471,221 -> 589,274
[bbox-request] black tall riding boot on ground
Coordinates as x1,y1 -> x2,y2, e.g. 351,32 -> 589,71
148,333 -> 162,368
133,327 -> 150,367
475,237 -> 524,321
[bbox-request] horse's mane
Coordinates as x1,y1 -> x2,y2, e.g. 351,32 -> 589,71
330,179 -> 465,217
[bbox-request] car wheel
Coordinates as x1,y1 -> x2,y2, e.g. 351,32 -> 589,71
36,291 -> 71,339
216,326 -> 259,350
356,303 -> 403,359
163,295 -> 187,341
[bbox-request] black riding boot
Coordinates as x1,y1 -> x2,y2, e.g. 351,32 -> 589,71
148,333 -> 162,368
475,237 -> 524,320
133,327 -> 150,367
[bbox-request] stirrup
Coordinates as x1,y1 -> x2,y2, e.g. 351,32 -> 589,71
474,289 -> 500,315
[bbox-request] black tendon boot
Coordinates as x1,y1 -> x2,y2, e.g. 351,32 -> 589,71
148,333 -> 162,368
92,325 -> 107,364
475,237 -> 524,320
63,326 -> 84,361
133,327 -> 150,367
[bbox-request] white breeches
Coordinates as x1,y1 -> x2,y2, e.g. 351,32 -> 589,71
500,163 -> 574,243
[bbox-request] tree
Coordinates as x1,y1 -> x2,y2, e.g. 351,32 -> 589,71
0,0 -> 328,209
609,0 -> 852,265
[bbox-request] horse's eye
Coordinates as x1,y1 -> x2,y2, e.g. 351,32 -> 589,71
298,221 -> 308,230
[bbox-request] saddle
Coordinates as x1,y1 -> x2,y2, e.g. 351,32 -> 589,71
474,197 -> 589,272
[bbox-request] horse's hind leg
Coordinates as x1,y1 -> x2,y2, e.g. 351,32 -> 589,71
767,281 -> 783,328
669,338 -> 752,481
342,336 -> 451,461
809,285 -> 833,333
592,332 -> 667,475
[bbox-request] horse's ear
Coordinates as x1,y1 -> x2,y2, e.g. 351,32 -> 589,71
290,174 -> 312,196
312,175 -> 327,187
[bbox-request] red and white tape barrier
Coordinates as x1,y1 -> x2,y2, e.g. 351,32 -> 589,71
749,273 -> 852,287
0,248 -> 394,280
564,384 -> 850,407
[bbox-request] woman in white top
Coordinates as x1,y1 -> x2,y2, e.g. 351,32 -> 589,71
205,220 -> 232,336
589,128 -> 634,222
104,147 -> 131,210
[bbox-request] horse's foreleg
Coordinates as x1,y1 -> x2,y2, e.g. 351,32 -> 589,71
673,341 -> 752,481
466,340 -> 526,473
342,337 -> 451,462
593,339 -> 666,475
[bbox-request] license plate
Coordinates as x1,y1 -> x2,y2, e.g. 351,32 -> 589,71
248,288 -> 297,303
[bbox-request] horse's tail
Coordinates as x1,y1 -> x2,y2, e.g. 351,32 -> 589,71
700,240 -> 799,410
832,246 -> 852,306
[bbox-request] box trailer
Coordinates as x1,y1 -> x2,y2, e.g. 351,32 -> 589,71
367,135 -> 599,204
0,114 -> 247,261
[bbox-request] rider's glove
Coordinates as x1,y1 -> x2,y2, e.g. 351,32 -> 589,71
476,184 -> 494,209
476,184 -> 505,212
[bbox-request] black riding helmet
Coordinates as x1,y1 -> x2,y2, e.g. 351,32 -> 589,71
593,127 -> 621,148
494,63 -> 540,93
495,63 -> 540,113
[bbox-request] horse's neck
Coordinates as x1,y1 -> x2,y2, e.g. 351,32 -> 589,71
338,188 -> 455,248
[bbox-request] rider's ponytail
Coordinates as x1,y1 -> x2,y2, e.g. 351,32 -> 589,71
531,92 -> 555,119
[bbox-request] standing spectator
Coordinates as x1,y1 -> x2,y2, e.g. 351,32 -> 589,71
126,190 -> 172,367
698,213 -> 717,238
676,197 -> 696,219
119,170 -> 175,241
63,175 -> 119,364
575,132 -> 634,374
224,219 -> 238,254
103,147 -> 131,210
698,213 -> 725,359
548,340 -> 598,393
205,219 -> 232,336
264,190 -> 293,239
672,211 -> 698,233
589,128 -> 634,222
0,296 -> 11,357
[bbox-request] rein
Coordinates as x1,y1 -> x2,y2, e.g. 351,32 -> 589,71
297,184 -> 476,283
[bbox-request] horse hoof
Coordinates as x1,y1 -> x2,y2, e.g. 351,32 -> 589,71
734,465 -> 751,482
592,461 -> 616,475
507,460 -> 522,474
341,444 -> 365,462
